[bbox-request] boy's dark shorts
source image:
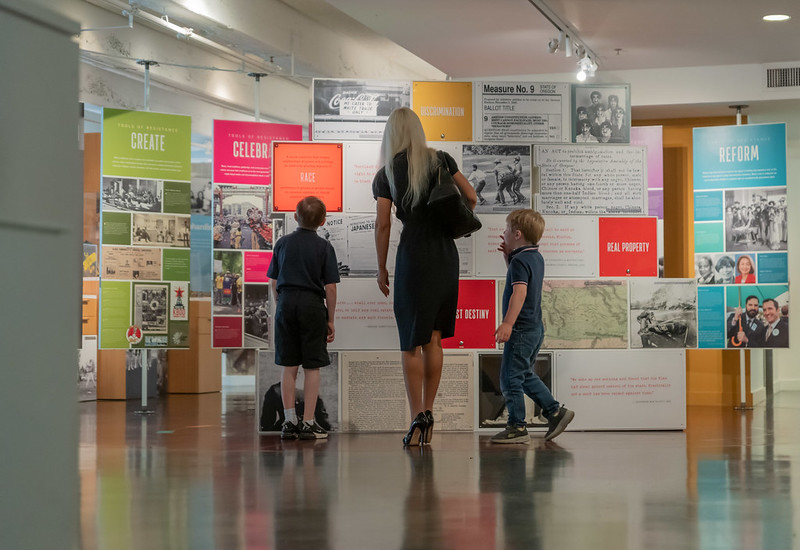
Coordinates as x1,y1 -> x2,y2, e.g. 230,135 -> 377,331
274,289 -> 330,369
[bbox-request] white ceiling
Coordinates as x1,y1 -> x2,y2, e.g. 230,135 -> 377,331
82,0 -> 800,118
321,0 -> 800,78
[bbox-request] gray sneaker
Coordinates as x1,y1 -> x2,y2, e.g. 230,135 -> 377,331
490,425 -> 530,444
544,406 -> 575,441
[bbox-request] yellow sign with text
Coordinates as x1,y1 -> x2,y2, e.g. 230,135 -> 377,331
412,81 -> 473,142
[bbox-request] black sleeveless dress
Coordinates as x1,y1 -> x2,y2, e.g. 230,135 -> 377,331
372,151 -> 460,351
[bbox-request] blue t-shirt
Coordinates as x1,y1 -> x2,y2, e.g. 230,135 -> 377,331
502,245 -> 544,330
267,228 -> 340,297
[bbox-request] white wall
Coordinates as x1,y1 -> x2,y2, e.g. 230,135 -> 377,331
0,1 -> 81,548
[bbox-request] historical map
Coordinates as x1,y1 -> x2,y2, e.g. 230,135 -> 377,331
542,280 -> 628,349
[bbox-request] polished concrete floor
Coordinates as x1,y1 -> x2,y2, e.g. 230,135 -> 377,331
78,392 -> 800,550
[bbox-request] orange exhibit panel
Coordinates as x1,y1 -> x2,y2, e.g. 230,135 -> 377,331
272,142 -> 343,213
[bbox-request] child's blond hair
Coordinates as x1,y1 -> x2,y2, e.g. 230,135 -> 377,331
507,209 -> 545,244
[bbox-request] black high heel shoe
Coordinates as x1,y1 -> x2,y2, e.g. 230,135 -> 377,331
422,410 -> 434,444
403,412 -> 428,446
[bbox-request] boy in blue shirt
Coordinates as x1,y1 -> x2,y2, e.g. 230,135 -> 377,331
491,209 -> 574,443
268,196 -> 340,440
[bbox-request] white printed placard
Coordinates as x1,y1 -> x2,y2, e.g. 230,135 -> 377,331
341,351 -> 475,432
555,349 -> 686,430
538,216 -> 598,277
474,214 -> 507,277
330,279 -> 400,351
344,141 -> 382,213
533,144 -> 647,216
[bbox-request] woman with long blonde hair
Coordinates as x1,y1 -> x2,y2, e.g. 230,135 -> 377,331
372,107 -> 477,446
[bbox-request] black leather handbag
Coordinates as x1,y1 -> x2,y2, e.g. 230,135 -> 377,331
427,151 -> 482,239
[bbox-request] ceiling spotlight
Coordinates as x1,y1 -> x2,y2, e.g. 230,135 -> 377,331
576,55 -> 596,81
546,37 -> 560,53
564,35 -> 572,57
575,44 -> 586,58
763,14 -> 791,21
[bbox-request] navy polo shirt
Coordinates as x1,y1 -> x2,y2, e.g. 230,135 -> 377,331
501,245 -> 544,330
267,228 -> 340,297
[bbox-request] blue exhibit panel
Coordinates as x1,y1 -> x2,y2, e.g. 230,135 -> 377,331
694,191 -> 724,222
757,253 -> 789,284
697,286 -> 726,349
694,223 -> 725,253
693,123 -> 787,190
190,214 -> 212,294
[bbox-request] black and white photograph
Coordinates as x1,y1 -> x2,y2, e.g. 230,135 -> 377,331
243,283 -> 271,348
724,187 -> 787,252
312,78 -> 411,141
462,144 -> 532,213
696,252 -> 739,285
478,352 -> 552,428
257,350 -> 339,433
191,180 -> 212,215
630,279 -> 698,349
571,84 -> 631,144
191,134 -> 213,215
213,251 -> 243,316
213,184 -> 272,250
223,349 -> 257,376
132,213 -> 191,247
133,283 -> 169,333
77,336 -> 97,402
102,177 -> 163,212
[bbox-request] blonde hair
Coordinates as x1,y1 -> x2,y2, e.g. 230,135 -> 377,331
507,209 -> 545,244
380,107 -> 438,209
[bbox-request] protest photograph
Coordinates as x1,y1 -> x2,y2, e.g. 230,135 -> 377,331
213,184 -> 273,250
462,144 -> 531,213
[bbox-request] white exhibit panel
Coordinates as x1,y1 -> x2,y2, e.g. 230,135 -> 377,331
555,349 -> 686,430
474,81 -> 571,143
538,215 -> 599,277
474,214 -> 508,277
329,279 -> 400,351
533,144 -> 647,216
343,141 -> 382,213
285,212 -> 402,277
433,141 -> 463,167
341,351 -> 475,432
456,235 -> 475,276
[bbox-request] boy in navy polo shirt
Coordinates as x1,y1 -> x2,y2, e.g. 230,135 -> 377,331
491,209 -> 574,444
268,196 -> 340,440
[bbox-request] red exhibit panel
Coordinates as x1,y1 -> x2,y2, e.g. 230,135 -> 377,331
272,142 -> 343,213
598,217 -> 658,276
443,279 -> 497,349
244,251 -> 272,283
213,316 -> 243,348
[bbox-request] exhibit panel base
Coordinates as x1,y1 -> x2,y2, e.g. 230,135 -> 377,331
168,299 -> 222,394
555,349 -> 686,430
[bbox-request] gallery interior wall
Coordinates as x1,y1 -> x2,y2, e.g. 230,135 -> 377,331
36,0 -> 800,400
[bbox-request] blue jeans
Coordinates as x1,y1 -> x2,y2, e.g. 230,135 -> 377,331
500,325 -> 559,427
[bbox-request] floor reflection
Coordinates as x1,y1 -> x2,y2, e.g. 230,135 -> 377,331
78,392 -> 800,550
